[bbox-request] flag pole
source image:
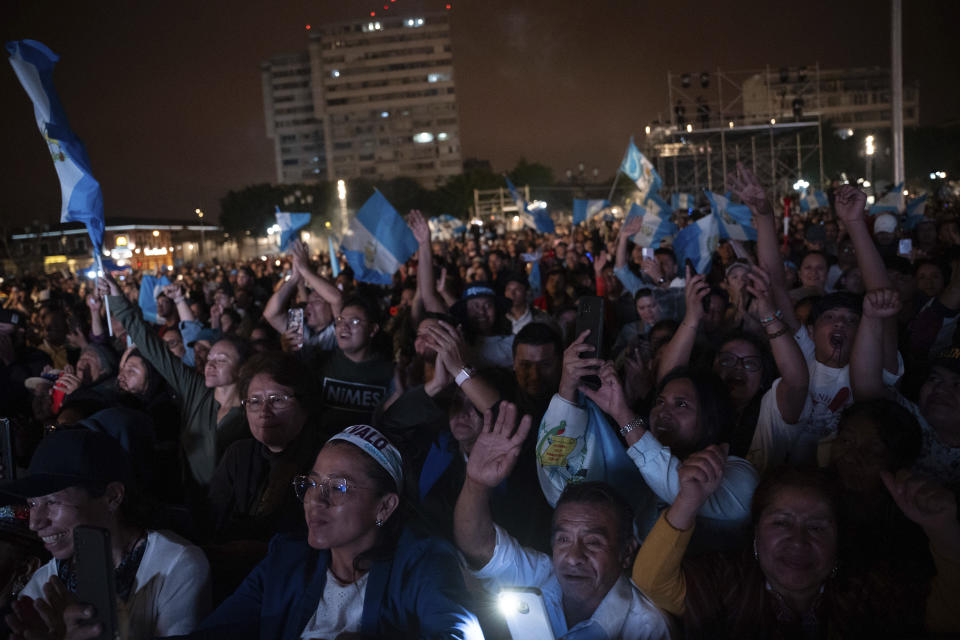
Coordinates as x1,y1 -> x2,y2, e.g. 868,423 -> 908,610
606,171 -> 620,204
94,249 -> 113,337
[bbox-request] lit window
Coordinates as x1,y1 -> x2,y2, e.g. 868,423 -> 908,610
380,111 -> 390,118
331,69 -> 340,78
412,131 -> 434,143
437,132 -> 449,141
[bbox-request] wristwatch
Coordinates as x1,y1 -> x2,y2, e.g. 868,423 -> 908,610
619,416 -> 646,437
455,367 -> 474,387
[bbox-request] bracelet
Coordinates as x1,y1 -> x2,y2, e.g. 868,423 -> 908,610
759,310 -> 783,326
766,326 -> 790,340
619,416 -> 646,437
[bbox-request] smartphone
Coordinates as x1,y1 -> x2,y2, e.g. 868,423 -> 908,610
574,296 -> 604,391
499,587 -> 555,640
685,259 -> 710,313
1,418 -> 15,481
287,308 -> 304,348
73,526 -> 118,640
642,247 -> 655,260
898,238 -> 912,256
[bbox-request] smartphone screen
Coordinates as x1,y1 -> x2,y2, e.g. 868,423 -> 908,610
642,247 -> 655,260
73,526 -> 118,640
574,296 -> 604,391
499,587 -> 555,640
1,418 -> 15,481
898,239 -> 912,256
287,308 -> 305,349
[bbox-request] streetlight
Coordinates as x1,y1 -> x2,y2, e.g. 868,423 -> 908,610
865,135 -> 875,189
195,208 -> 205,258
337,179 -> 348,235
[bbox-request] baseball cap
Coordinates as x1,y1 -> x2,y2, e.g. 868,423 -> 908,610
0,429 -> 134,500
873,213 -> 898,235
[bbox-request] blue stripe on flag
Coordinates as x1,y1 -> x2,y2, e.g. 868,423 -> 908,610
869,182 -> 905,215
6,40 -> 104,250
341,191 -> 418,285
572,199 -> 610,225
275,207 -> 311,251
705,190 -> 757,241
673,215 -> 719,275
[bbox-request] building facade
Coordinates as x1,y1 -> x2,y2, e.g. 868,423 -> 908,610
261,52 -> 326,184
261,11 -> 462,188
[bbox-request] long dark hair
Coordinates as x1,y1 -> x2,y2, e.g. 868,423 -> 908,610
657,367 -> 735,457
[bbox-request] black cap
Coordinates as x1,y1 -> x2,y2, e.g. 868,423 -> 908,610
0,429 -> 133,501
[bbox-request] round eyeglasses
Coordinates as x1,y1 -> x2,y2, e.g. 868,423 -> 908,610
292,474 -> 371,505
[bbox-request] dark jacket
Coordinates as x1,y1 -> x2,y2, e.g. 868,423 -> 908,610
190,529 -> 482,639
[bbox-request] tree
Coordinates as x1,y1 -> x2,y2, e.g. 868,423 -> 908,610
219,182 -> 335,237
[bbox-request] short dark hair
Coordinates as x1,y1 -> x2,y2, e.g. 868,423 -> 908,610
554,481 -> 634,552
513,322 -> 563,358
634,288 -> 654,301
800,250 -> 829,266
238,351 -> 317,415
751,466 -> 842,530
837,400 -> 922,471
808,291 -> 862,326
212,334 -> 252,365
341,294 -> 382,326
653,248 -> 677,263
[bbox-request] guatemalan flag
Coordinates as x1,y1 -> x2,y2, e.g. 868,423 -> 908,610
139,275 -> 171,325
627,203 -> 678,249
429,214 -> 466,241
869,182 -> 905,215
706,190 -> 757,241
902,195 -> 929,231
798,190 -> 830,213
341,190 -> 418,285
671,192 -> 696,211
644,191 -> 674,219
572,199 -> 610,226
275,206 -> 311,251
673,214 -> 720,275
505,175 -> 555,234
6,40 -> 104,251
620,137 -> 662,199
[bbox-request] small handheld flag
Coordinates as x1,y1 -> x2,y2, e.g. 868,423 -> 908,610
705,190 -> 757,241
341,191 -> 418,285
275,207 -> 311,251
869,182 -> 905,215
798,190 -> 830,213
572,199 -> 610,226
620,137 -> 662,199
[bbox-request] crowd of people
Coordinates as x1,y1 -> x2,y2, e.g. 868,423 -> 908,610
0,165 -> 958,639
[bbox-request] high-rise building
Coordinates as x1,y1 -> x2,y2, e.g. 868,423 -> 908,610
261,11 -> 462,187
261,52 -> 326,184
309,11 -> 462,187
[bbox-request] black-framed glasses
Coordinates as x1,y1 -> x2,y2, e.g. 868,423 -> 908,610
292,474 -> 371,505
242,393 -> 296,411
716,352 -> 762,372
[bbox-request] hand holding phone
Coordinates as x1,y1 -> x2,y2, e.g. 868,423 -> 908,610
499,588 -> 555,640
574,296 -> 605,391
73,526 -> 118,640
286,308 -> 305,350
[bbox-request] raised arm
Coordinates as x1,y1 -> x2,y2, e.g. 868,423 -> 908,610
747,266 -> 809,423
408,210 -> 446,315
729,163 -> 799,332
86,291 -> 105,339
614,217 -> 647,296
835,186 -> 899,374
655,266 -> 708,384
631,444 -> 727,616
851,289 -> 902,400
292,240 -> 343,317
454,403 -> 532,569
262,261 -> 304,333
164,283 -> 195,323
422,319 -> 499,412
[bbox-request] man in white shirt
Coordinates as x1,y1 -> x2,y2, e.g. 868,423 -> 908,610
454,403 -> 671,640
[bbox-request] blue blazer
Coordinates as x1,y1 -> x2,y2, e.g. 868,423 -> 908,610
190,529 -> 482,639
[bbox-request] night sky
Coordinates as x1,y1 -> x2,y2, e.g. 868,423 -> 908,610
2,0 -> 958,228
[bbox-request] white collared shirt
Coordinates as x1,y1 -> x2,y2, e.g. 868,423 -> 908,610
470,525 -> 671,640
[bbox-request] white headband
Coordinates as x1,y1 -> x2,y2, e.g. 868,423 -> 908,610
328,425 -> 403,491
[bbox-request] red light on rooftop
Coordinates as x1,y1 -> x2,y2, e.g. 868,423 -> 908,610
383,4 -> 388,8
305,24 -> 311,30
370,10 -> 376,16
445,3 -> 452,9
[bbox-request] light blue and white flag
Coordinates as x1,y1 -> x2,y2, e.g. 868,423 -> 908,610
328,234 -> 340,278
138,275 -> 172,325
902,195 -> 929,231
572,199 -> 610,226
869,182 -> 905,215
521,251 -> 543,296
620,137 -> 662,198
428,214 -> 466,241
671,192 -> 696,211
341,190 -> 418,286
506,175 -> 555,234
798,190 -> 830,213
644,191 -> 674,219
627,203 -> 679,249
705,190 -> 757,241
6,40 -> 104,251
275,207 -> 311,251
672,215 -> 720,275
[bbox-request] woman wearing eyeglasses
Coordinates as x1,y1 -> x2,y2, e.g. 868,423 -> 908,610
656,264 -> 810,477
192,424 -> 483,639
201,351 -> 324,599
